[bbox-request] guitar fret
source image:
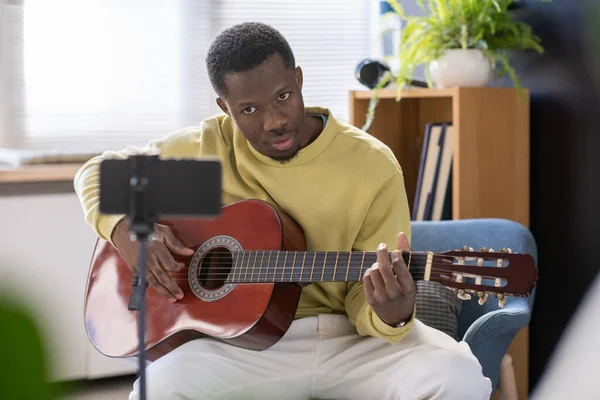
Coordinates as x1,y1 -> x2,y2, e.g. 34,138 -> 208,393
258,251 -> 264,283
345,253 -> 351,281
281,252 -> 288,282
229,252 -> 236,282
267,252 -> 272,282
300,252 -> 306,283
332,252 -> 339,282
360,252 -> 365,280
347,255 -> 355,281
290,252 -> 296,282
251,251 -> 258,283
310,252 -> 316,282
321,253 -> 327,282
245,251 -> 253,282
246,251 -> 251,282
232,252 -> 237,283
242,251 -> 248,282
334,253 -> 348,281
251,251 -> 257,282
246,251 -> 251,283
238,251 -> 245,283
273,252 -> 280,283
258,252 -> 264,282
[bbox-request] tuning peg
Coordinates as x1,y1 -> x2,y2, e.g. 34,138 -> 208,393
497,294 -> 507,308
461,245 -> 474,251
479,246 -> 490,252
456,289 -> 472,300
499,247 -> 513,253
477,291 -> 489,305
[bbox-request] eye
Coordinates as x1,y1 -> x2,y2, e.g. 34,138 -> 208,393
243,106 -> 257,115
278,92 -> 290,101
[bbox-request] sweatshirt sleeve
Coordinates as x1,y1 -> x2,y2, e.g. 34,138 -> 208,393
73,126 -> 202,244
344,169 -> 415,343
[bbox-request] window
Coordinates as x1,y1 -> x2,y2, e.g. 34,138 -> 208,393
1,0 -> 373,152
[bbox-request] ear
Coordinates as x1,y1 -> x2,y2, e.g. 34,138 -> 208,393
216,98 -> 229,115
295,66 -> 303,89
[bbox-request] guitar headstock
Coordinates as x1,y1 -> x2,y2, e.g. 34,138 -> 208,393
430,246 -> 538,308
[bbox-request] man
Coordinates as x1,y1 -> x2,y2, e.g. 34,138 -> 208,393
74,22 -> 491,400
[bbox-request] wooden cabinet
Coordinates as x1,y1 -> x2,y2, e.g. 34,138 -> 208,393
349,87 -> 531,398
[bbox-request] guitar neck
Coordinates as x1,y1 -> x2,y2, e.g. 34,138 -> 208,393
225,250 -> 433,284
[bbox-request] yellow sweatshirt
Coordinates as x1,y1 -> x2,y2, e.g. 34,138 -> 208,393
74,106 -> 414,343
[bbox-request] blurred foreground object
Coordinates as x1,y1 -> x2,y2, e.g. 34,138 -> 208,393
530,272 -> 600,399
0,294 -> 54,400
531,4 -> 600,398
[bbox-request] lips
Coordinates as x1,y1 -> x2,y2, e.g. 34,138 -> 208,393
269,135 -> 295,151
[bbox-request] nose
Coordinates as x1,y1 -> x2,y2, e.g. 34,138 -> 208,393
263,110 -> 287,133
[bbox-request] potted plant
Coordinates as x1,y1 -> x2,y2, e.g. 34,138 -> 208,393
363,0 -> 550,131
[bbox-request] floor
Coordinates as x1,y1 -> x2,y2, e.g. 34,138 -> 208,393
55,375 -> 135,400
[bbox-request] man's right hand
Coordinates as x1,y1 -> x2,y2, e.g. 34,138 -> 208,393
111,219 -> 195,303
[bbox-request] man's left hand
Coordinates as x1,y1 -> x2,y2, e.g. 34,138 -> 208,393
363,232 -> 416,327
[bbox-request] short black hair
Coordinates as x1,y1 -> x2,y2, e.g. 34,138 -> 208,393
206,22 -> 296,96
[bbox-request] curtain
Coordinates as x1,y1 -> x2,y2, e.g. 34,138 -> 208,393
1,0 -> 373,152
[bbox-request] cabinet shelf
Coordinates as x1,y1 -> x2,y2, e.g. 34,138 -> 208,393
349,86 -> 530,399
349,87 -> 530,227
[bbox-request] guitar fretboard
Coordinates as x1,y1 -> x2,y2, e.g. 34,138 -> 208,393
223,250 -> 429,284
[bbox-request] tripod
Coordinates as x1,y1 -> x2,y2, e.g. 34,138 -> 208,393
98,154 -> 222,400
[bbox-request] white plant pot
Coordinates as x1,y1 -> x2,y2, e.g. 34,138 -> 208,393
428,49 -> 493,88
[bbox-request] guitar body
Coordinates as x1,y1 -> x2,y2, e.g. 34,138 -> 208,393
84,199 -> 307,361
85,199 -> 539,362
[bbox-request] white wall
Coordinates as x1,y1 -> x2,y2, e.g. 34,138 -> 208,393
0,185 -> 136,382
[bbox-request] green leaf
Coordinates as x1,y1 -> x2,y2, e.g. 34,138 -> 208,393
363,0 -> 550,123
362,71 -> 395,131
386,0 -> 406,17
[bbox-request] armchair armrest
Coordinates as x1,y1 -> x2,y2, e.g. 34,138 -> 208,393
463,299 -> 531,392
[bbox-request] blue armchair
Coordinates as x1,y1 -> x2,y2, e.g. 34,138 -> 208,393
410,218 -> 538,399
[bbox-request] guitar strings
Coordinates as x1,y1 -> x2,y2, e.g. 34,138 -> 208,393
190,250 -> 506,255
180,250 -> 494,259
158,256 -> 507,270
128,251 -> 513,283
159,253 -> 504,264
163,255 -> 495,264
162,264 -> 508,282
158,256 -> 508,274
164,265 -> 503,276
164,267 -> 508,289
163,264 -> 504,274
165,252 -> 510,266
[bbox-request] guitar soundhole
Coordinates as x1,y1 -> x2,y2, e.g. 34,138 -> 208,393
188,235 -> 240,302
198,246 -> 232,290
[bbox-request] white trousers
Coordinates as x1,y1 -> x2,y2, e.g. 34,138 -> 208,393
129,315 -> 492,400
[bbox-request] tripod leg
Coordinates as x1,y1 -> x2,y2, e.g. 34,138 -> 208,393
133,236 -> 148,400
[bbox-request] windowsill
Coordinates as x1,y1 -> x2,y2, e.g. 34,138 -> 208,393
0,163 -> 83,183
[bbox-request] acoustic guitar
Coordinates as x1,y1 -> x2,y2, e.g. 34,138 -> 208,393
83,199 -> 538,362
